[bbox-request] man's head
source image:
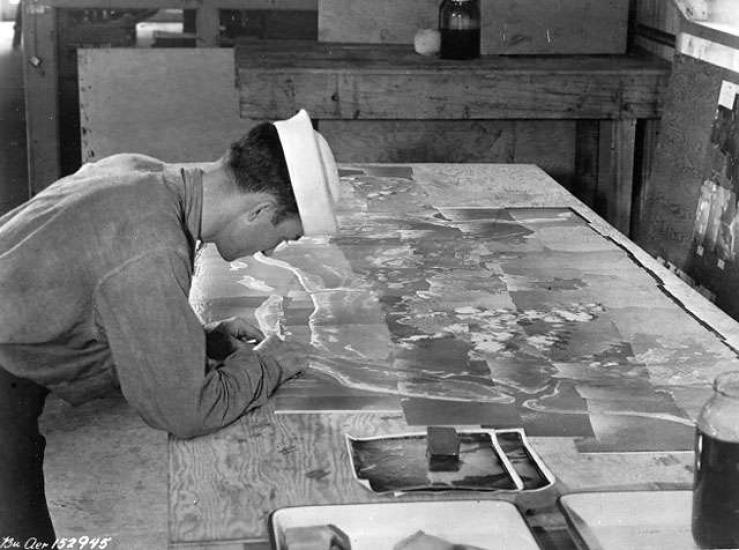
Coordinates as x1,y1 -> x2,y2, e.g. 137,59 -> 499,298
226,122 -> 299,226
200,110 -> 339,261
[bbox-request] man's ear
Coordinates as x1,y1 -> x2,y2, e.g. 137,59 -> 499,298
246,199 -> 277,222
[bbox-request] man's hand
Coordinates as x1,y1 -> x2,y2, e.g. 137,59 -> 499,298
204,317 -> 264,361
254,335 -> 312,381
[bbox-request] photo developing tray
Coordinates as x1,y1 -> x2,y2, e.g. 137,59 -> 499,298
346,428 -> 555,494
269,500 -> 541,550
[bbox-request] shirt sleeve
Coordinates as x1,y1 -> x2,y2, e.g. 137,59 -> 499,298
93,248 -> 286,439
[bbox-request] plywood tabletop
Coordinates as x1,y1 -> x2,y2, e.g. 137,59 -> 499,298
170,164 -> 739,547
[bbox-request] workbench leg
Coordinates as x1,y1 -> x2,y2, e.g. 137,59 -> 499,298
22,3 -> 60,194
631,118 -> 661,243
574,120 -> 600,210
597,120 -> 636,237
196,5 -> 220,46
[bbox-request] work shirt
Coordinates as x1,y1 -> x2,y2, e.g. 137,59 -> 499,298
0,154 -> 285,438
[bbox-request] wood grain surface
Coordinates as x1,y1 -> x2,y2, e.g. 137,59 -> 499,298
22,5 -> 60,193
78,48 -> 255,164
637,53 -> 732,269
170,164 -> 739,545
318,0 -> 437,45
236,42 -> 669,121
318,0 -> 629,55
41,0 -> 316,8
480,0 -> 629,55
318,119 -> 577,187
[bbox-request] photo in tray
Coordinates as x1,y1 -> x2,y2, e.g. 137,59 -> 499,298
349,431 -> 518,493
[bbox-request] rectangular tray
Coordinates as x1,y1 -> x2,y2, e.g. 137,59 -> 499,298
559,491 -> 698,550
346,428 -> 555,495
270,500 -> 541,550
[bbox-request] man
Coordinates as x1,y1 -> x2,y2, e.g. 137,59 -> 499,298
0,109 -> 340,543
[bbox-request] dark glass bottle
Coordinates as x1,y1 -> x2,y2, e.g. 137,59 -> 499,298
438,0 -> 480,60
693,371 -> 739,548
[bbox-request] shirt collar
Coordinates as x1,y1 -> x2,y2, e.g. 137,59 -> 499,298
179,167 -> 203,244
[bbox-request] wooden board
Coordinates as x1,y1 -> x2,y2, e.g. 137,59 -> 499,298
637,53 -> 739,317
318,0 -> 629,55
236,41 -> 669,121
169,163 -> 739,544
22,5 -> 60,193
318,119 -> 576,188
78,48 -> 255,163
42,394 -> 168,548
318,0 -> 437,44
481,0 -> 629,55
44,0 -> 317,8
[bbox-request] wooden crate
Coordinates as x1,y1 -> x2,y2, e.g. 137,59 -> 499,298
318,0 -> 630,55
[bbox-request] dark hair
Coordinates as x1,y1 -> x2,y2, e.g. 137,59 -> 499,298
226,123 -> 298,224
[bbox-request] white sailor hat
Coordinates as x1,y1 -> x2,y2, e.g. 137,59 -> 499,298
273,109 -> 340,236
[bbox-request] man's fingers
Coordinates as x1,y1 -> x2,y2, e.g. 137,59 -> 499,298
228,318 -> 265,342
236,322 -> 264,341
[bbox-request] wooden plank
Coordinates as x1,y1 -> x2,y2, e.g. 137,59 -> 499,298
44,0 -> 317,9
318,0 -> 629,55
0,21 -> 30,213
481,0 -> 630,55
574,120 -> 600,209
638,53 -> 739,319
22,4 -> 60,193
78,48 -> 255,163
240,69 -> 666,120
634,35 -> 676,62
169,407 -> 418,542
42,395 -> 168,548
512,120 -> 577,189
237,43 -> 669,121
219,9 -> 317,42
318,119 -> 576,186
318,120 -> 516,163
235,39 -> 672,71
195,4 -> 220,46
635,0 -> 681,35
631,118 -> 661,242
597,119 -> 637,236
318,0 -> 437,44
638,53 -> 729,268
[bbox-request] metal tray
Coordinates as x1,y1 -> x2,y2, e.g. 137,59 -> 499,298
269,499 -> 541,550
559,490 -> 698,550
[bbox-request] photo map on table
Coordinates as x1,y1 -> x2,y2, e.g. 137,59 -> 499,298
190,166 -> 739,452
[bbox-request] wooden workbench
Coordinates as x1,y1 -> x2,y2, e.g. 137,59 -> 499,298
169,164 -> 739,549
235,41 -> 670,236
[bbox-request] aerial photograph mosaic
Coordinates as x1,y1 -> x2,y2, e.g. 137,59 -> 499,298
190,166 -> 739,452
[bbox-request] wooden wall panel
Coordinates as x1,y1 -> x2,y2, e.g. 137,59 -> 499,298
239,61 -> 666,121
318,0 -> 436,44
22,5 -> 60,193
78,48 -> 253,163
319,0 -> 629,55
638,53 -> 725,265
481,0 -> 629,55
634,0 -> 681,61
318,119 -> 576,188
635,0 -> 682,35
512,120 -> 578,189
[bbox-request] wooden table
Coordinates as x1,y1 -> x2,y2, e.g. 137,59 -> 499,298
169,164 -> 739,549
236,41 -> 670,236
